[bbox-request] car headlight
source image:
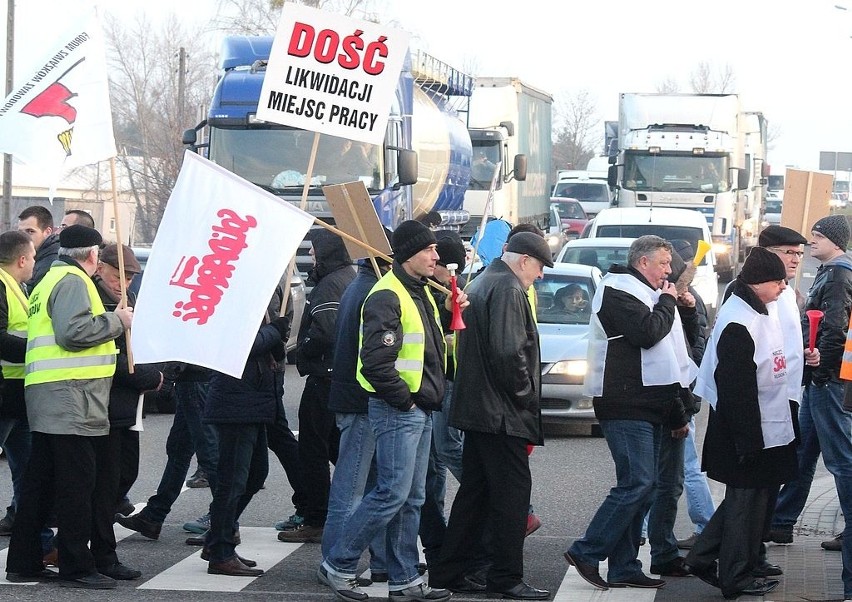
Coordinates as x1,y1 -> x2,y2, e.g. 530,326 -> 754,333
548,360 -> 588,377
711,243 -> 729,255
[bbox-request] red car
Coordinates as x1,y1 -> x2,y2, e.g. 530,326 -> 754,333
550,198 -> 589,239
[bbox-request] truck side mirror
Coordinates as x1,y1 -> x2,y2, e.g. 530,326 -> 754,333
512,154 -> 527,181
737,169 -> 749,190
499,121 -> 515,137
182,128 -> 197,146
608,165 -> 617,188
398,149 -> 419,187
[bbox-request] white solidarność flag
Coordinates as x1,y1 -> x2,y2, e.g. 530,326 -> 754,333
0,7 -> 116,186
132,151 -> 315,378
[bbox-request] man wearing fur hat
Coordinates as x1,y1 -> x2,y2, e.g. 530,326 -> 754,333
6,225 -> 135,588
769,215 -> 852,602
686,247 -> 793,599
319,220 -> 467,602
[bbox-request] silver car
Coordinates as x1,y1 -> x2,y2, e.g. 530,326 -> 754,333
536,263 -> 602,434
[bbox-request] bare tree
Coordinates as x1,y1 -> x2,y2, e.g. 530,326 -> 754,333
655,77 -> 680,94
105,14 -> 216,244
551,89 -> 600,178
214,0 -> 382,34
689,61 -> 736,94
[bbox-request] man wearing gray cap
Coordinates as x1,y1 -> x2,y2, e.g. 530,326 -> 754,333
564,235 -> 697,591
5,225 -> 135,589
430,231 -> 552,600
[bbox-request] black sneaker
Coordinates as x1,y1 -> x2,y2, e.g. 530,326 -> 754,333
59,572 -> 117,589
766,528 -> 793,544
97,562 -> 142,580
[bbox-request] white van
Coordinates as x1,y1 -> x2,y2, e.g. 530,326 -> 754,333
551,174 -> 613,218
582,207 -> 719,309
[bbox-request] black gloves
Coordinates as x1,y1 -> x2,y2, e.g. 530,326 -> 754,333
271,316 -> 291,340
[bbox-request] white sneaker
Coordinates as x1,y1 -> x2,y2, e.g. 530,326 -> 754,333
317,563 -> 368,601
388,583 -> 451,601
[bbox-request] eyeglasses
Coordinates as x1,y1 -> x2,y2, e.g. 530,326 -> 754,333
769,248 -> 804,257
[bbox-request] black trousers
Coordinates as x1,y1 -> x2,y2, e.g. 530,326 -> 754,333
431,431 -> 531,591
267,399 -> 307,516
108,427 -> 140,506
6,432 -> 117,578
297,375 -> 339,526
686,485 -> 772,596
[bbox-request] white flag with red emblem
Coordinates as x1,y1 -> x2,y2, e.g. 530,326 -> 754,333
132,151 -> 315,378
0,7 -> 115,184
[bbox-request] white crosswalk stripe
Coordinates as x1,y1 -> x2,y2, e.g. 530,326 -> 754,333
553,544 -> 659,601
138,527 -> 300,591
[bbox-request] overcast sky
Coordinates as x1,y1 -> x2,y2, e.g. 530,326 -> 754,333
6,0 -> 852,174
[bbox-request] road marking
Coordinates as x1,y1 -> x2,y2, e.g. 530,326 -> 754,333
138,527 -> 300,591
0,548 -> 43,586
553,544 -> 658,601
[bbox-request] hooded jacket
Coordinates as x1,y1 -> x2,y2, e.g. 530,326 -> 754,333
295,229 -> 354,377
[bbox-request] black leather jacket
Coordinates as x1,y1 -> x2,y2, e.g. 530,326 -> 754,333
448,259 -> 543,445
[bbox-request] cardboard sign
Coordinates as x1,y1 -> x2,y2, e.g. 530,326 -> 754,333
781,169 -> 832,233
257,5 -> 410,145
323,181 -> 391,260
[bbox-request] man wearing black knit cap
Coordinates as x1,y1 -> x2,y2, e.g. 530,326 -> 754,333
769,215 -> 852,602
430,231 -> 551,600
687,247 -> 792,599
320,220 -> 468,602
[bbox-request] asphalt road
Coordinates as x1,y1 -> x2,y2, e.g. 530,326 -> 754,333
0,246 -> 829,601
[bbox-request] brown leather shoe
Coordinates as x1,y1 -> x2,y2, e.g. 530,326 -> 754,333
563,550 -> 609,590
207,556 -> 264,577
42,547 -> 58,567
201,547 -> 257,568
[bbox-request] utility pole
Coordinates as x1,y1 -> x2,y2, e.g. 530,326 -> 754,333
2,1 -> 14,231
178,46 -> 186,128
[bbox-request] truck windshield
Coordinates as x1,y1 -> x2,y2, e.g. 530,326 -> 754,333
622,154 -> 730,194
208,128 -> 382,193
469,140 -> 502,190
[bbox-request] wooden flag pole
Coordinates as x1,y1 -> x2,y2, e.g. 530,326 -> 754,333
110,157 -> 134,373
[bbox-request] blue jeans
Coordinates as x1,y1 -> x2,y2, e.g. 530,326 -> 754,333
325,399 -> 431,590
321,412 -> 386,572
683,417 -> 715,533
773,381 -> 852,596
568,419 -> 660,582
431,382 -> 463,482
143,382 -> 218,524
648,430 -> 684,565
0,417 -> 32,516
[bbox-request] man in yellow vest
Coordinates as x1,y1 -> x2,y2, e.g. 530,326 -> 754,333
319,220 -> 468,602
0,230 -> 35,537
5,225 -> 134,589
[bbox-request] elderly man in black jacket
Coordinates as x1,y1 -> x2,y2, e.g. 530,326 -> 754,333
92,244 -> 163,581
279,229 -> 354,544
430,232 -> 552,601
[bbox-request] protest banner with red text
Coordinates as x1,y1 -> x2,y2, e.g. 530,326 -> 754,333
257,4 -> 410,145
132,151 -> 314,378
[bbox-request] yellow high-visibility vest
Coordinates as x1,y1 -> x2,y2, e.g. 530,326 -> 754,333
25,265 -> 117,386
0,268 -> 28,379
356,271 -> 445,394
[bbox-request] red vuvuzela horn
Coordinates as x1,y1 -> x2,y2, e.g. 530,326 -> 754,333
806,309 -> 824,352
446,263 -> 466,331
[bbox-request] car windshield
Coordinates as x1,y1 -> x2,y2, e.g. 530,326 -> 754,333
552,202 -> 586,220
595,225 -> 708,265
552,182 -> 609,201
535,274 -> 595,325
765,200 -> 782,213
560,246 -> 630,274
